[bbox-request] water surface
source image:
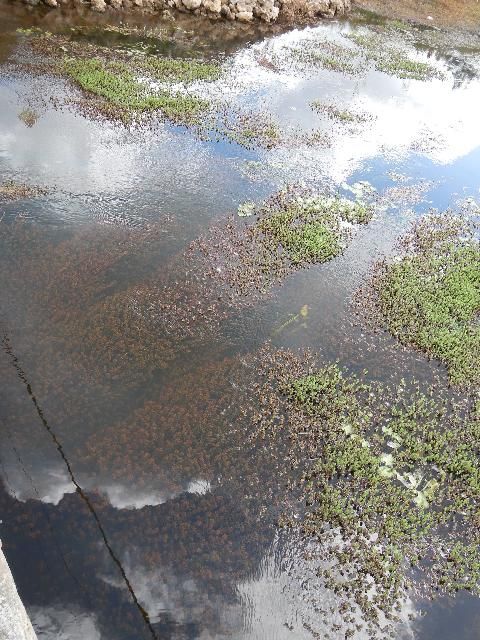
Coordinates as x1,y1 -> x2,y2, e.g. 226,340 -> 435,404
1,4 -> 480,639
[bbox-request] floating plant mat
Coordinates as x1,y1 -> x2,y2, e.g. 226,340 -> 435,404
10,28 -> 282,149
264,15 -> 480,82
360,213 -> 480,387
196,188 -> 374,297
247,346 -> 480,638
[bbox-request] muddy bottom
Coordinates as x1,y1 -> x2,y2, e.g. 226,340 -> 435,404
0,2 -> 479,639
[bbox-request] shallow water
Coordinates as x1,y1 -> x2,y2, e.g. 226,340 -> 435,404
0,3 -> 480,639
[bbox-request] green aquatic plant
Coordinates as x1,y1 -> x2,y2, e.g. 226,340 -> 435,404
290,40 -> 359,75
375,215 -> 480,386
258,195 -> 373,265
135,56 -> 221,83
221,113 -> 281,150
64,58 -> 209,122
195,190 -> 375,301
345,29 -> 442,80
271,304 -> 309,337
375,52 -> 438,80
250,348 -> 480,636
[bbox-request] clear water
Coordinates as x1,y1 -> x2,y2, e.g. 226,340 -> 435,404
0,3 -> 479,639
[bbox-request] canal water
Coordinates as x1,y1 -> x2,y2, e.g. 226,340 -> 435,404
0,2 -> 479,638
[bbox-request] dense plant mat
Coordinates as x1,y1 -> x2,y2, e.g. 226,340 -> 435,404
365,214 -> 480,386
196,188 -> 374,298
248,346 -> 480,637
12,28 -> 284,148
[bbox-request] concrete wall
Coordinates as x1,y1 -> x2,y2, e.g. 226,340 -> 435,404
0,541 -> 38,640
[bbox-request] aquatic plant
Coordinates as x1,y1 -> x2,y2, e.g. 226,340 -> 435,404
135,56 -> 221,84
197,189 -> 375,299
371,214 -> 480,386
219,111 -> 281,150
310,101 -> 370,124
248,346 -> 480,637
267,23 -> 445,83
0,181 -> 46,201
18,108 -> 39,127
258,194 -> 372,264
288,39 -> 360,75
64,58 -> 210,123
345,29 -> 443,80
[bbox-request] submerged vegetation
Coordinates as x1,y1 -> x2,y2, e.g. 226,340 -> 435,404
270,20 -> 447,83
0,180 -> 46,201
197,189 -> 374,297
3,10 -> 480,640
250,347 -> 480,637
370,214 -> 480,386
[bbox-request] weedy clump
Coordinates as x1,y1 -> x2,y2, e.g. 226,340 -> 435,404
310,101 -> 370,124
249,347 -> 480,637
196,189 -> 375,299
63,57 -> 211,124
375,52 -> 438,81
345,29 -> 443,81
18,109 -> 39,127
372,214 -> 480,386
0,181 -> 46,201
218,111 -> 282,150
266,24 -> 444,83
258,195 -> 372,265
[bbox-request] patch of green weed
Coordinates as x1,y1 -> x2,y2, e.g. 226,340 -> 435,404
378,234 -> 480,386
258,196 -> 373,266
64,57 -> 209,122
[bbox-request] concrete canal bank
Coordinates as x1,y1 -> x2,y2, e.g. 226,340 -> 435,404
0,541 -> 38,640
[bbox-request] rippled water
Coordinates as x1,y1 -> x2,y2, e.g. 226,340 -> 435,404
1,3 -> 480,639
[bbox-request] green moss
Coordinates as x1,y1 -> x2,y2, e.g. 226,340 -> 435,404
64,57 -> 211,122
377,218 -> 480,385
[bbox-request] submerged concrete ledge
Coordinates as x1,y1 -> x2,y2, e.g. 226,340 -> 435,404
0,541 -> 38,640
